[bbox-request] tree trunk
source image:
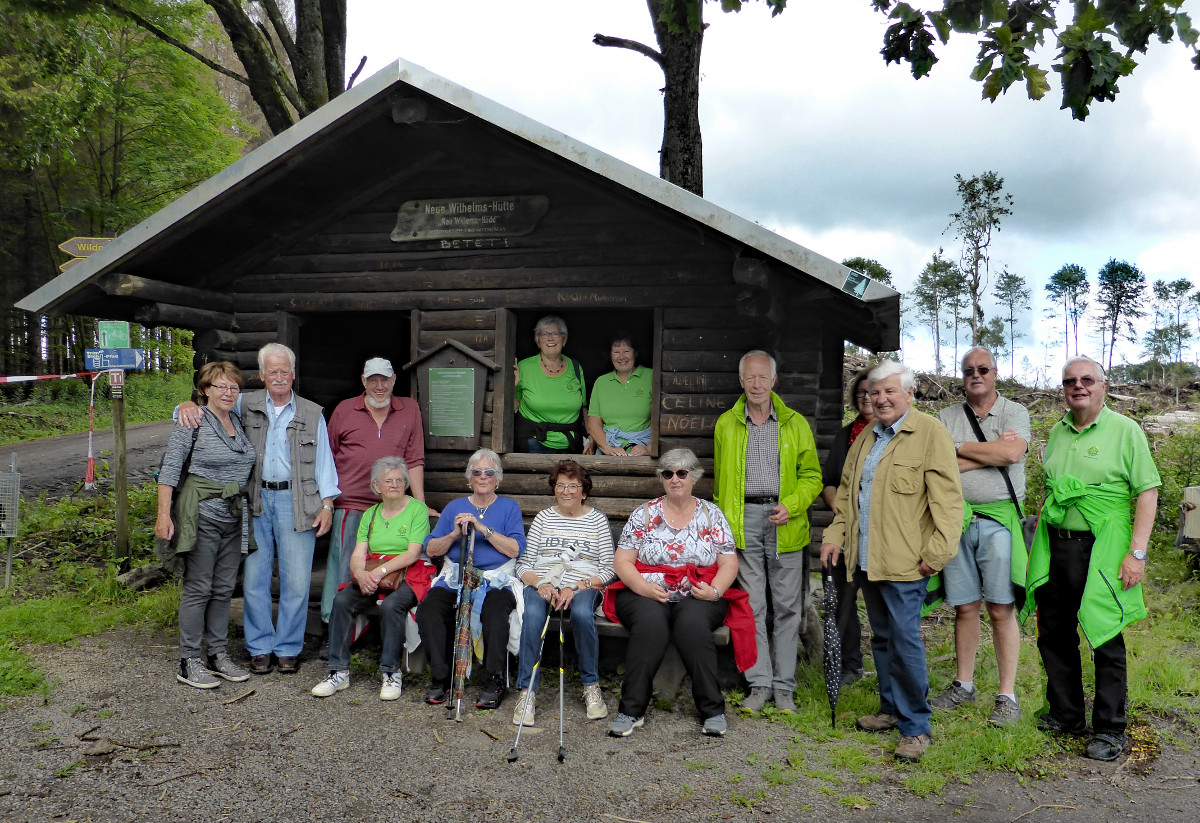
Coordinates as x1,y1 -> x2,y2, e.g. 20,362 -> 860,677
321,0 -> 348,99
648,0 -> 703,196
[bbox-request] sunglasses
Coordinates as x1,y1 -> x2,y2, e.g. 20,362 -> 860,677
962,366 -> 992,377
1062,376 -> 1098,388
660,469 -> 690,480
470,469 -> 498,478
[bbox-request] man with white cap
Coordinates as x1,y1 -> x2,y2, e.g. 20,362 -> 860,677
320,357 -> 428,636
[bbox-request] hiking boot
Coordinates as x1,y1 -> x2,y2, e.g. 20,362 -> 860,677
894,733 -> 932,762
929,681 -> 976,711
988,695 -> 1021,727
1036,713 -> 1088,736
773,689 -> 796,714
512,690 -> 536,726
702,713 -> 728,737
380,672 -> 402,701
311,670 -> 349,698
608,713 -> 644,738
425,683 -> 449,705
855,712 -> 899,732
178,657 -> 220,689
583,683 -> 608,720
740,686 -> 772,714
1086,733 -> 1126,761
476,675 -> 507,710
206,652 -> 250,683
842,668 -> 866,684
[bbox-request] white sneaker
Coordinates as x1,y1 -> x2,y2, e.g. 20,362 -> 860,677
380,672 -> 402,701
311,670 -> 349,698
512,690 -> 536,726
583,683 -> 608,720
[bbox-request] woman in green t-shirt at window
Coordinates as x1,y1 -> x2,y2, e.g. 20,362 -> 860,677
586,332 -> 652,456
514,315 -> 587,453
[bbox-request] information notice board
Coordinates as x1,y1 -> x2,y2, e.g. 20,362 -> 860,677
427,368 -> 475,438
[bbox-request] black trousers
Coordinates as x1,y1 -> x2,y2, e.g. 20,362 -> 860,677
828,554 -> 864,675
614,588 -> 728,720
417,585 -> 516,687
1035,533 -> 1127,735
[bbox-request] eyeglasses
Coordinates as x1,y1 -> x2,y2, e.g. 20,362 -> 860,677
538,331 -> 564,339
210,384 -> 240,394
264,369 -> 293,379
660,469 -> 690,480
379,478 -> 406,487
855,390 -> 870,398
962,366 -> 992,377
1062,376 -> 1098,388
554,483 -> 582,492
470,469 -> 498,478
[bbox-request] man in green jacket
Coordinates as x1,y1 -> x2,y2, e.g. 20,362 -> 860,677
713,350 -> 822,715
1029,356 -> 1160,762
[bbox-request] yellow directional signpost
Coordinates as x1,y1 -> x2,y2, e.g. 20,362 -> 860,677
58,237 -> 112,272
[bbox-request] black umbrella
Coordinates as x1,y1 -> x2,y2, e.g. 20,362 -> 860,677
821,560 -> 843,729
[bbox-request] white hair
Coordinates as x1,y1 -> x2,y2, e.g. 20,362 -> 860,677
868,359 -> 915,393
738,350 -> 777,380
961,346 -> 997,371
465,448 -> 504,483
258,343 -> 296,373
658,448 -> 703,481
370,457 -> 410,489
533,315 -> 568,342
1062,356 -> 1106,382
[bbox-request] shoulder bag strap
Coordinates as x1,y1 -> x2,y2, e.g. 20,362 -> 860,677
962,402 -> 1023,519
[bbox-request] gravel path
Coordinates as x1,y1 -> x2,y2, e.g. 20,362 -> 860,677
2,629 -> 1199,822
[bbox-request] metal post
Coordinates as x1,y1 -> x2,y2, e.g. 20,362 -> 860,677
111,377 -> 129,570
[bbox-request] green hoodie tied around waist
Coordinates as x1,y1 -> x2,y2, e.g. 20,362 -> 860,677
1024,475 -> 1146,648
154,475 -> 254,574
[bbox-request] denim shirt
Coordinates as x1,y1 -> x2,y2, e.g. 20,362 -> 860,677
857,411 -> 909,571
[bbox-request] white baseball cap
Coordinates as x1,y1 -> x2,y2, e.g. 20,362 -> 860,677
362,357 -> 395,378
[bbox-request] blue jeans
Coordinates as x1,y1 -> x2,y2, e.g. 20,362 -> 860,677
516,587 -> 600,690
857,572 -> 932,737
244,488 -> 317,657
320,508 -> 365,623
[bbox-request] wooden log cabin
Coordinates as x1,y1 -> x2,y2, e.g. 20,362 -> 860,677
19,60 -> 899,551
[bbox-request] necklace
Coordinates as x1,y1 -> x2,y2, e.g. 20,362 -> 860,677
470,495 -> 493,520
662,499 -> 695,529
541,355 -> 565,376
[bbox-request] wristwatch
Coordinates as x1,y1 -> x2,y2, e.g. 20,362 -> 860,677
485,526 -> 494,538
379,565 -> 387,575
1131,549 -> 1147,562
322,504 -> 334,513
954,441 -> 963,455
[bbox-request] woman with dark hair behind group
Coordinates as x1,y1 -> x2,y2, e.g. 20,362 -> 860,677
586,332 -> 652,456
156,362 -> 257,690
820,368 -> 874,683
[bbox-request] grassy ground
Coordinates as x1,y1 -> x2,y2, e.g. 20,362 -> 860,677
0,372 -> 193,445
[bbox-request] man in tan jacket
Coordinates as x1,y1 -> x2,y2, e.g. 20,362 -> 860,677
821,360 -> 962,763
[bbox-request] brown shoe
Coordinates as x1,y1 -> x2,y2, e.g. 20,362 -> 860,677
249,654 -> 272,675
855,712 -> 899,732
275,655 -> 300,674
894,733 -> 932,762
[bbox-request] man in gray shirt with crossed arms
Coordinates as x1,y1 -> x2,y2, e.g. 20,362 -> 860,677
932,346 -> 1031,726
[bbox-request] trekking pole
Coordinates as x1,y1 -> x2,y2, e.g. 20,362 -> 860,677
507,608 -> 553,763
448,524 -> 478,722
557,600 -> 566,763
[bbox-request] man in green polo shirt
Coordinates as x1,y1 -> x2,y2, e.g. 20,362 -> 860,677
1027,355 -> 1160,762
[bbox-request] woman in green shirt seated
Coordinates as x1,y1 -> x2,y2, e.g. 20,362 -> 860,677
586,333 -> 652,456
514,315 -> 587,453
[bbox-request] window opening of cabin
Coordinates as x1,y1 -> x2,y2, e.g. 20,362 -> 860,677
510,309 -> 657,456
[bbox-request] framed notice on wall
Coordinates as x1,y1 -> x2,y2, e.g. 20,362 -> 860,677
428,368 -> 475,438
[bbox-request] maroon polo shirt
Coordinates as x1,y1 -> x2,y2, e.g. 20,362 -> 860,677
327,394 -> 425,511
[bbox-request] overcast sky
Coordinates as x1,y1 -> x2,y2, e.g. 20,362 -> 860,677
345,1 -> 1200,383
